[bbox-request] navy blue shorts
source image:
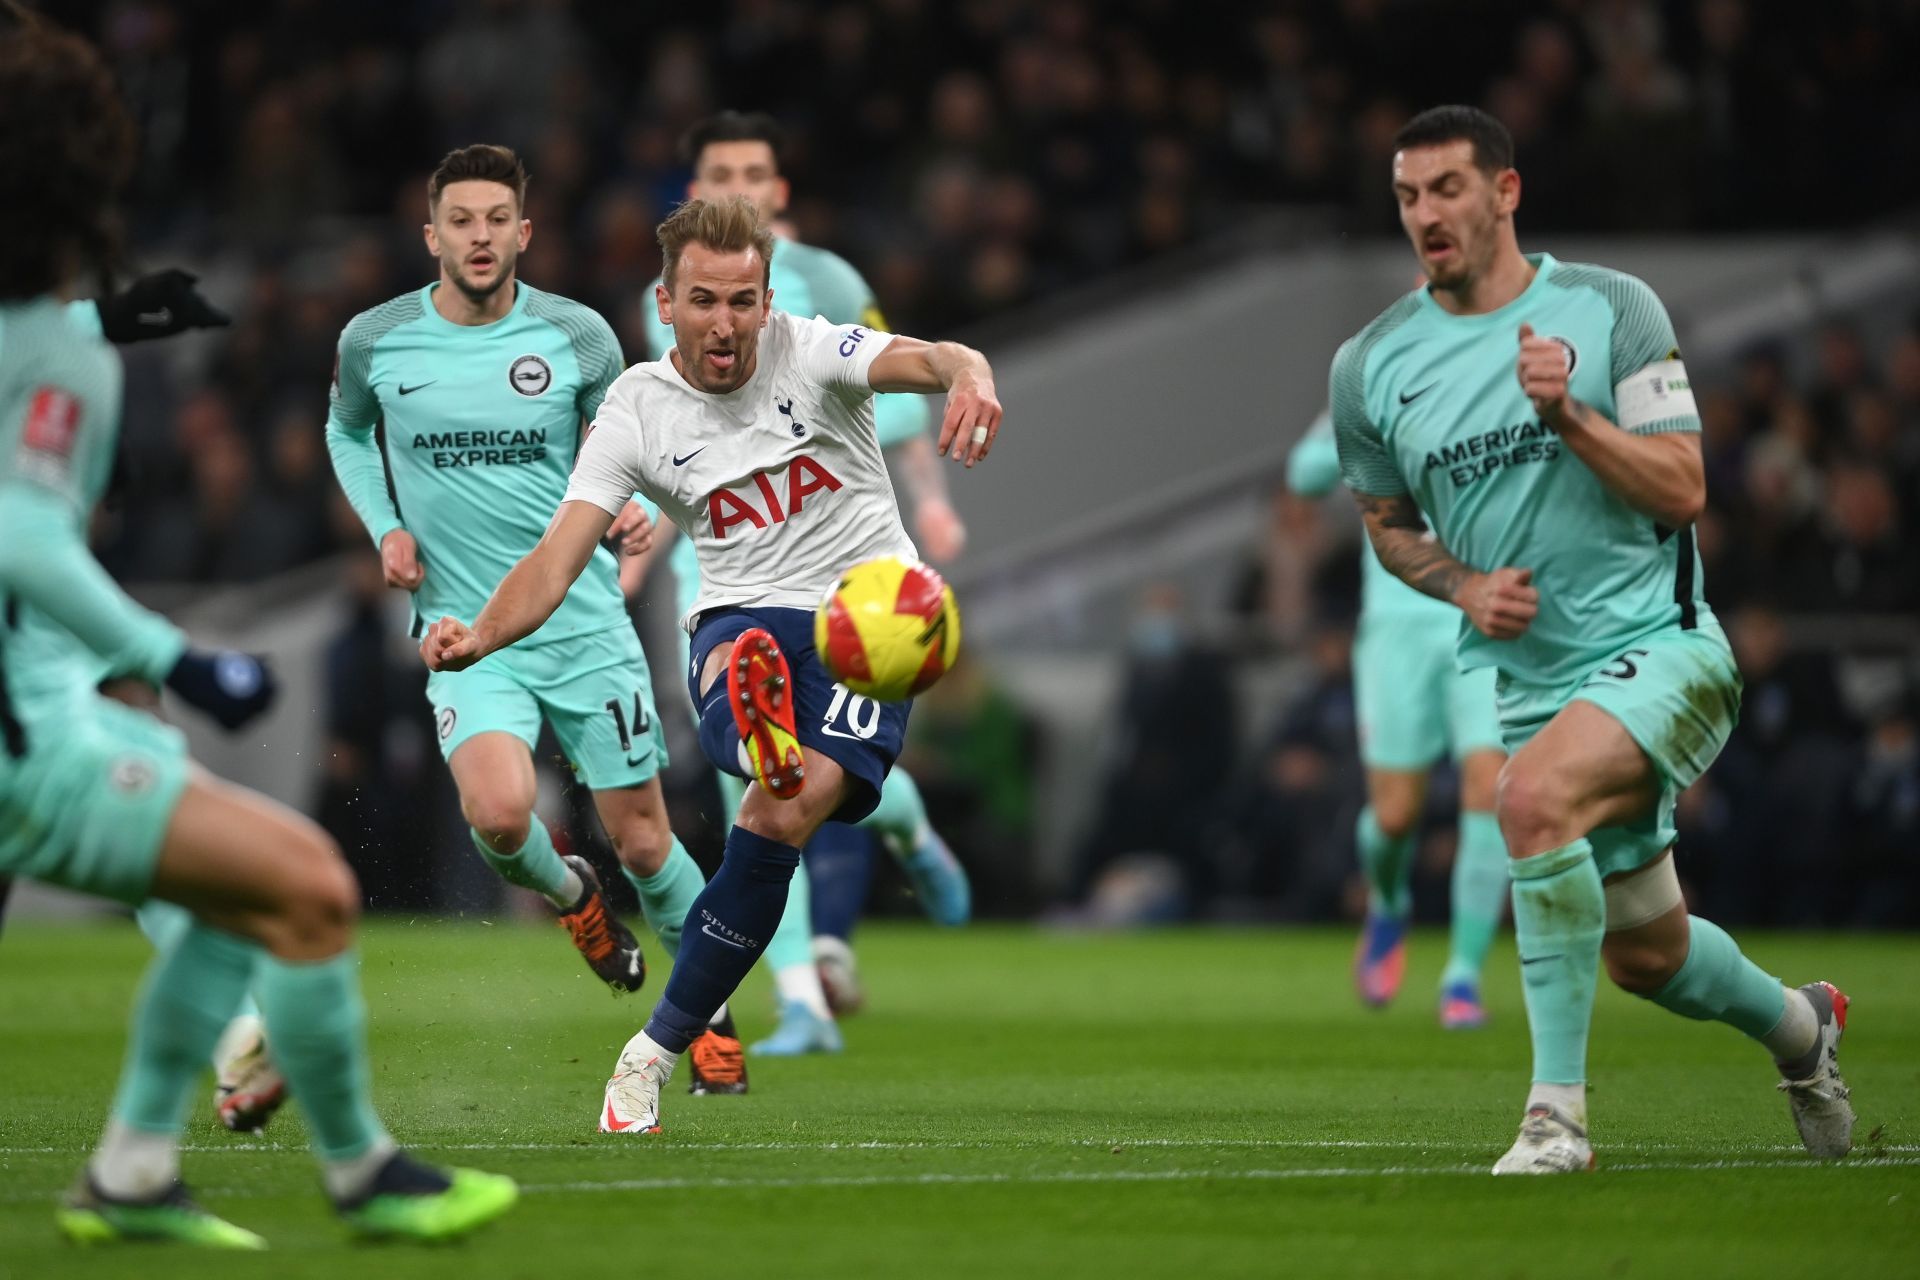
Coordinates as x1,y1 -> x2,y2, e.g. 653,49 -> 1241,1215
688,605 -> 911,824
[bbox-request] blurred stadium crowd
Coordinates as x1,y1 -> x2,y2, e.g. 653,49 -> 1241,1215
37,0 -> 1920,926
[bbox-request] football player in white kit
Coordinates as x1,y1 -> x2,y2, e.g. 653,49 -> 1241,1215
420,196 -> 1003,1132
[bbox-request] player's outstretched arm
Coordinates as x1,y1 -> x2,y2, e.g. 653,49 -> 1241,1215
1517,323 -> 1704,528
421,500 -> 614,672
867,339 -> 1001,467
0,481 -> 277,725
1353,491 -> 1538,640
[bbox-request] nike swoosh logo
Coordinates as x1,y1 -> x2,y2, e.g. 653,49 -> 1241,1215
1520,954 -> 1564,966
397,381 -> 436,396
625,756 -> 647,768
673,448 -> 707,466
820,723 -> 867,741
700,923 -> 750,949
137,308 -> 172,326
602,1097 -> 638,1132
1399,383 -> 1438,405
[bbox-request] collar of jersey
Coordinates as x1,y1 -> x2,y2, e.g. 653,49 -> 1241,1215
1415,252 -> 1557,326
415,279 -> 529,334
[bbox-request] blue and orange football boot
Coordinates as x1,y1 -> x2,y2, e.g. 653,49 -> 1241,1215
1353,911 -> 1408,1009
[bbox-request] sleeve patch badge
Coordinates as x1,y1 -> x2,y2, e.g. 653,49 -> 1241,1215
22,386 -> 82,459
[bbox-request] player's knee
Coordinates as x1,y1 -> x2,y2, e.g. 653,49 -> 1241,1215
462,795 -> 533,853
607,815 -> 670,876
1372,798 -> 1420,841
1494,760 -> 1573,855
1603,934 -> 1684,994
264,834 -> 361,960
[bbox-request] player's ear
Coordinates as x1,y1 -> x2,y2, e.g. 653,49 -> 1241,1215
517,217 -> 532,251
773,176 -> 791,216
1495,167 -> 1521,216
654,281 -> 672,326
423,221 -> 438,256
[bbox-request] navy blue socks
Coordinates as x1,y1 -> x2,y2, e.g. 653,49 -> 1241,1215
643,825 -> 800,1052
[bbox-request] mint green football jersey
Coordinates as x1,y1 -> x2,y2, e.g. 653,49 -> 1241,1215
1287,409 -> 1460,629
0,298 -> 180,725
1331,254 -> 1708,687
327,282 -> 629,643
639,238 -> 928,615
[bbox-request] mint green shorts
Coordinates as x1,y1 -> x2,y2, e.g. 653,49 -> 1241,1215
0,696 -> 191,905
427,625 -> 667,791
1354,613 -> 1503,771
1495,623 -> 1742,879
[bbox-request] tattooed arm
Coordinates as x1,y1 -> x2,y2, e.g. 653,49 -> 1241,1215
1353,491 -> 1538,639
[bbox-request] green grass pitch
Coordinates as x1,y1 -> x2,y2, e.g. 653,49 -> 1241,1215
1,920 -> 1915,1278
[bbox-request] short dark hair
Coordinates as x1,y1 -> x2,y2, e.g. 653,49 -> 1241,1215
1392,105 -> 1514,174
428,144 -> 528,212
680,110 -> 786,171
0,5 -> 135,299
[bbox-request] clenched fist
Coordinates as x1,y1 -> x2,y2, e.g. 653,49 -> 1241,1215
1455,566 -> 1539,639
420,616 -> 483,672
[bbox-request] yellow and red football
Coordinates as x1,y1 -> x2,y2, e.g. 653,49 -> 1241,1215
814,556 -> 962,702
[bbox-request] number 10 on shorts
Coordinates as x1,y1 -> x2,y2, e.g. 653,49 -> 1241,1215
823,684 -> 881,741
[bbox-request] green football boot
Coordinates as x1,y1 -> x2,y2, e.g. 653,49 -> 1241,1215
338,1153 -> 518,1242
57,1176 -> 267,1250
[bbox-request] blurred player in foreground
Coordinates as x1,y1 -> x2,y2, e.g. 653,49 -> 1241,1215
0,7 -> 514,1244
422,196 -> 1002,1133
1289,410 -> 1509,1027
1332,105 -> 1853,1173
628,112 -> 971,1056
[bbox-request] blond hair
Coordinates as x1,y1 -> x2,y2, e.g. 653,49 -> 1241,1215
657,195 -> 775,291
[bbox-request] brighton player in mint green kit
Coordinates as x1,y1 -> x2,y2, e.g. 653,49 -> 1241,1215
627,112 -> 971,1058
326,145 -> 747,1086
1288,411 -> 1508,1028
0,11 -> 514,1245
1332,106 -> 1854,1174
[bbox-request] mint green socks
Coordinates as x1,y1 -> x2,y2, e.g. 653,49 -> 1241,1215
1356,806 -> 1413,918
255,951 -> 388,1162
621,837 -> 706,960
473,820 -> 577,906
110,920 -> 257,1134
1644,915 -> 1788,1040
861,767 -> 932,857
136,898 -> 263,1024
1442,811 -> 1508,989
1510,839 -> 1606,1084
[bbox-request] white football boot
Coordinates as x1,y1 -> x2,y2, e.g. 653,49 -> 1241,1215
599,1034 -> 675,1134
1778,981 -> 1854,1159
212,1015 -> 287,1134
1492,1105 -> 1596,1175
814,935 -> 866,1016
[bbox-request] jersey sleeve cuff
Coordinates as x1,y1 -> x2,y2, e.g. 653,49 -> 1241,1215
561,488 -> 629,518
1626,417 -> 1701,436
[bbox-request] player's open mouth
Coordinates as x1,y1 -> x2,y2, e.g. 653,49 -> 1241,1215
1423,238 -> 1454,261
468,254 -> 496,271
706,350 -> 736,371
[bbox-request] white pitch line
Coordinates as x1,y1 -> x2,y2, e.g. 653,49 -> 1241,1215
4,1156 -> 1915,1206
519,1155 -> 1920,1195
7,1138 -> 1912,1156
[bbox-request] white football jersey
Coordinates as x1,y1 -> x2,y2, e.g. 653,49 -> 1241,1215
566,308 -> 918,628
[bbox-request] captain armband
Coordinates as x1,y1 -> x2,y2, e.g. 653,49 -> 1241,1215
1614,359 -> 1698,433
